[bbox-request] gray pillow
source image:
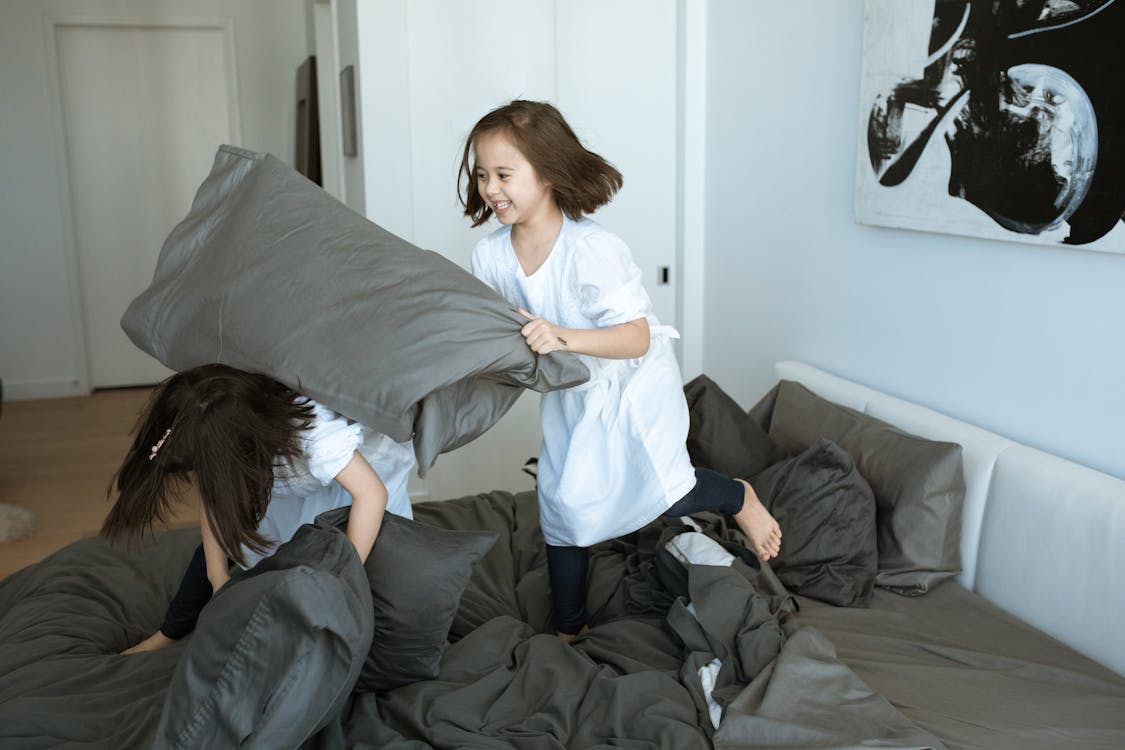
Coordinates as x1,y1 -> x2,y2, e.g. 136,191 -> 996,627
751,439 -> 878,606
121,145 -> 589,474
767,380 -> 965,595
683,374 -> 784,480
152,522 -> 372,750
315,506 -> 498,693
748,382 -> 779,432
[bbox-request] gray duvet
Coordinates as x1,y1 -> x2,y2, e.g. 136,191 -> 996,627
0,491 -> 951,749
24,486 -> 1124,749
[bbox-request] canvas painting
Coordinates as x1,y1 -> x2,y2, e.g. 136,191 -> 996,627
855,0 -> 1125,252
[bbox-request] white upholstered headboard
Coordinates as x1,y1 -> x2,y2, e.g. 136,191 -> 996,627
774,361 -> 1125,677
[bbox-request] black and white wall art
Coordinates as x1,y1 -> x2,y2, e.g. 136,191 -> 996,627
855,0 -> 1125,252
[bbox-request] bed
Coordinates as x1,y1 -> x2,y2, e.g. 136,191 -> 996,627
6,150 -> 1124,747
2,360 -> 1123,749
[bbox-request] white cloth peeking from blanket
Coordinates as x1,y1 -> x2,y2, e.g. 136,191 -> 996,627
666,531 -> 735,729
239,400 -> 415,567
472,215 -> 696,548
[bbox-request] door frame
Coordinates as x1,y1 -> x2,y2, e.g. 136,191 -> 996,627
312,0 -> 346,202
678,0 -> 707,380
42,12 -> 242,394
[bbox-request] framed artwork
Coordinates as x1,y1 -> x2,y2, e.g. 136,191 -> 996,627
855,0 -> 1125,253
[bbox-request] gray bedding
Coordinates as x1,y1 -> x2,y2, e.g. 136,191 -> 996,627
5,490 -> 1118,749
0,491 -> 946,749
795,585 -> 1125,750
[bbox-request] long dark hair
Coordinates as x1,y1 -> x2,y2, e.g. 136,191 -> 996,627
458,99 -> 623,227
102,364 -> 314,565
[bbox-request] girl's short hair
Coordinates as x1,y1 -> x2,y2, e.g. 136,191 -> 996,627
458,99 -> 623,227
101,364 -> 314,566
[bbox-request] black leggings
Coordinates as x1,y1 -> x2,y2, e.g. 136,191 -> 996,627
159,543 -> 216,640
545,467 -> 744,635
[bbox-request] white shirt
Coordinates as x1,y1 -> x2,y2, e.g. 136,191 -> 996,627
240,400 -> 415,567
472,215 -> 696,547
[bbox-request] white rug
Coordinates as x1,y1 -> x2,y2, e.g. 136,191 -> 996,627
0,503 -> 38,543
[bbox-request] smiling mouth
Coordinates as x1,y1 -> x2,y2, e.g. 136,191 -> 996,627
493,201 -> 511,211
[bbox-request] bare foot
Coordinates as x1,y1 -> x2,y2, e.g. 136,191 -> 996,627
556,624 -> 590,645
733,479 -> 782,561
121,630 -> 175,655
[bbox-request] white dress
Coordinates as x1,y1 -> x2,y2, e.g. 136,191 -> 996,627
472,215 -> 696,547
239,400 -> 416,567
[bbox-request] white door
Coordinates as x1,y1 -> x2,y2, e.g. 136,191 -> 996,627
54,21 -> 239,387
48,1 -> 308,389
352,0 -> 680,500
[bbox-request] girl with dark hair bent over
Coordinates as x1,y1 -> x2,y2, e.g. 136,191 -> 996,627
101,363 -> 415,654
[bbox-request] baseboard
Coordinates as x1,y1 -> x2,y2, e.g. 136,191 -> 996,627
2,379 -> 88,401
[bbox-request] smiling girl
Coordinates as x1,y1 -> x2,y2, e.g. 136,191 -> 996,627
457,100 -> 782,643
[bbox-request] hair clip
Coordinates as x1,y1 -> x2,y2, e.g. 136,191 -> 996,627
148,428 -> 172,461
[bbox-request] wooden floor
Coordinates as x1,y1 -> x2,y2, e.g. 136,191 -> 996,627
0,388 -> 200,579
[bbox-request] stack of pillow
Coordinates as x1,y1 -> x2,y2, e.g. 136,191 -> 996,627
684,376 -> 965,606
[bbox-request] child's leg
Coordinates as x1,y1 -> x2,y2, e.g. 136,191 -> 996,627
160,542 -> 215,637
122,543 -> 213,654
544,544 -> 591,642
663,468 -> 782,560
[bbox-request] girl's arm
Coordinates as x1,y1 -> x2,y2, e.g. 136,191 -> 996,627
333,450 -> 388,563
122,510 -> 226,655
200,505 -> 231,592
518,308 -> 649,359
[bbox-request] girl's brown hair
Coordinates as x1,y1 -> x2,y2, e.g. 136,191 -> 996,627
101,364 -> 314,566
458,99 -> 623,227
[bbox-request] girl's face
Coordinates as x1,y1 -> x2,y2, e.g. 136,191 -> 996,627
473,131 -> 558,228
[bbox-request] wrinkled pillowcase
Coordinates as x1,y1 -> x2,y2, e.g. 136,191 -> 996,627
121,145 -> 589,475
153,522 -> 372,750
315,506 -> 498,692
747,382 -> 779,432
766,380 -> 965,595
751,439 -> 878,607
683,374 -> 784,480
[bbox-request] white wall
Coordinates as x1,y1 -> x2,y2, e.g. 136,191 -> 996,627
338,0 -> 687,501
703,0 -> 1125,480
0,0 -> 309,399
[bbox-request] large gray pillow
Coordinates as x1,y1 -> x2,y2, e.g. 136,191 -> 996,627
767,380 -> 965,595
121,145 -> 589,474
683,374 -> 783,480
315,506 -> 498,693
152,522 -> 371,749
751,439 -> 878,606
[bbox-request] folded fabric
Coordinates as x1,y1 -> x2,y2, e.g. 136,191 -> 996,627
121,145 -> 589,474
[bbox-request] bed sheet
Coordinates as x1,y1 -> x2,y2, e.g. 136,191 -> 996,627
794,584 -> 1125,750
